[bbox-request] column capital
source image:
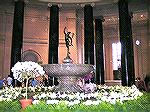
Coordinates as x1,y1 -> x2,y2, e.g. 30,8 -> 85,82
14,0 -> 26,2
48,3 -> 62,8
118,0 -> 128,3
14,0 -> 29,4
80,3 -> 95,8
94,16 -> 105,22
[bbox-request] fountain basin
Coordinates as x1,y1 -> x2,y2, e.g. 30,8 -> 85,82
42,63 -> 94,77
42,63 -> 94,92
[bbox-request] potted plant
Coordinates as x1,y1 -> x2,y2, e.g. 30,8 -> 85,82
11,61 -> 45,109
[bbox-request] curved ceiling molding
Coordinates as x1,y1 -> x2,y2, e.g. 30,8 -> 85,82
38,0 -> 102,3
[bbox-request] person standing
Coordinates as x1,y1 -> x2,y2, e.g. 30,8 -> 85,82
0,77 -> 3,89
2,78 -> 7,87
31,78 -> 39,87
7,75 -> 13,87
135,77 -> 147,91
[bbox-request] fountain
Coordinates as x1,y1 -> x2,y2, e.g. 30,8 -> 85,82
42,27 -> 94,92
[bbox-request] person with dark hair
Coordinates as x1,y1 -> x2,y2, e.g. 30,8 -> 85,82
144,75 -> 150,92
7,75 -> 13,87
135,77 -> 147,91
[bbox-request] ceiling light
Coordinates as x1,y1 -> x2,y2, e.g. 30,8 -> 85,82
136,40 -> 140,45
140,15 -> 144,18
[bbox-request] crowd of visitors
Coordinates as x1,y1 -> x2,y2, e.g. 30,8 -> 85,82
0,74 -> 59,89
0,75 -> 13,89
0,72 -> 150,93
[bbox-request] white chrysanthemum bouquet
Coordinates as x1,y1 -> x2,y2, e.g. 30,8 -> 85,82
11,61 -> 45,99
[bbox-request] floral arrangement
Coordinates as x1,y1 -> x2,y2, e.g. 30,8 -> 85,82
0,84 -> 147,111
0,85 -> 143,104
83,82 -> 97,92
11,61 -> 45,99
0,86 -> 54,101
32,85 -> 143,105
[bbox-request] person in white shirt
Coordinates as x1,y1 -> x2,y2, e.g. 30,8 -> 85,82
7,75 -> 13,87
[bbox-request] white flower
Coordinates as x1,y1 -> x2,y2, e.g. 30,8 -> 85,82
68,100 -> 80,106
11,61 -> 45,82
92,100 -> 101,105
59,93 -> 67,99
47,100 -> 59,104
83,100 -> 93,105
50,92 -> 57,99
68,94 -> 75,100
40,93 -> 47,98
63,101 -> 70,105
33,95 -> 38,99
80,93 -> 85,100
32,100 -> 39,105
101,96 -> 108,102
0,96 -> 3,101
109,99 -> 116,104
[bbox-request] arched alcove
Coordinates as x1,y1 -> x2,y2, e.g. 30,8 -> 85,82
21,49 -> 42,63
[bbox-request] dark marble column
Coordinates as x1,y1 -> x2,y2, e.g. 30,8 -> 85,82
126,13 -> 135,86
48,5 -> 59,64
10,0 -> 24,87
48,5 -> 59,86
95,16 -> 105,85
84,4 -> 94,65
145,0 -> 150,88
118,0 -> 135,86
11,0 -> 24,71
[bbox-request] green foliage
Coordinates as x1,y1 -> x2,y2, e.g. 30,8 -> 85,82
22,93 -> 150,112
122,92 -> 150,112
0,100 -> 21,112
0,93 -> 149,112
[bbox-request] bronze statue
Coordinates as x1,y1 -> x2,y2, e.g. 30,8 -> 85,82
64,27 -> 74,57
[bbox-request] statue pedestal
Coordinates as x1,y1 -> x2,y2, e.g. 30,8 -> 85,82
63,55 -> 73,63
55,76 -> 83,92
